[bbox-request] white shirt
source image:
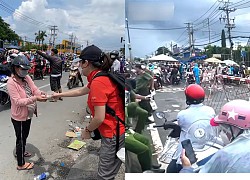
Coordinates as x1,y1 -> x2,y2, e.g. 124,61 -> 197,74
173,104 -> 215,164
111,59 -> 120,72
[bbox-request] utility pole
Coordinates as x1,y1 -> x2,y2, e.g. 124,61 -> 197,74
126,18 -> 133,61
219,0 -> 236,60
185,22 -> 194,57
49,25 -> 58,49
73,36 -> 77,54
203,18 -> 211,44
69,33 -> 74,54
170,41 -> 173,52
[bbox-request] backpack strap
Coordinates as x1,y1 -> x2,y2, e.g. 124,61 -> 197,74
106,105 -> 125,158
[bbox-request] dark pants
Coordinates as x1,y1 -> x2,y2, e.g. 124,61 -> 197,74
166,159 -> 183,173
11,118 -> 31,166
50,76 -> 62,91
77,71 -> 84,85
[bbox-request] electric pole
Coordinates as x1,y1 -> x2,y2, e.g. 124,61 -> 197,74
219,0 -> 236,60
126,18 -> 132,61
69,33 -> 74,54
185,22 -> 194,57
203,18 -> 211,44
49,25 -> 58,49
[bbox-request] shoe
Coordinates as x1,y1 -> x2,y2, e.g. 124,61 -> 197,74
148,115 -> 155,122
81,83 -> 84,87
152,164 -> 161,169
59,97 -> 63,101
143,169 -> 165,173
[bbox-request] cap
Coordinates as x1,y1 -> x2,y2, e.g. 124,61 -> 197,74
79,45 -> 102,62
72,58 -> 82,63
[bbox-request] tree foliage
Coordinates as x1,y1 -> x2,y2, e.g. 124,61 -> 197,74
0,16 -> 20,42
221,29 -> 226,48
155,46 -> 172,55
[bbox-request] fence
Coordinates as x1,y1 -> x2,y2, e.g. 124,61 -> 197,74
203,74 -> 250,114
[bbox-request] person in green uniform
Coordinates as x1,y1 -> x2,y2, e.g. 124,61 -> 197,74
133,64 -> 154,121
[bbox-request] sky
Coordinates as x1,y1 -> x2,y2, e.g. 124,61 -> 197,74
0,0 -> 125,52
125,0 -> 250,58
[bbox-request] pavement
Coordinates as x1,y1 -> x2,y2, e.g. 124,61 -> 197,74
0,72 -> 125,180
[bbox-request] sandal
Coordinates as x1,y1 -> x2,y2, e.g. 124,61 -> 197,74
14,151 -> 32,157
17,162 -> 34,171
24,151 -> 32,157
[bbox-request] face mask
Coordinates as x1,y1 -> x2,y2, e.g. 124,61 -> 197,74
18,69 -> 28,77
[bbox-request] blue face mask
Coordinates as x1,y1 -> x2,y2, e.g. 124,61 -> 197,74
18,69 -> 29,77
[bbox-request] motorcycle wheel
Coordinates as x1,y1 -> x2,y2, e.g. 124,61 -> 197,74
67,80 -> 73,89
0,91 -> 10,105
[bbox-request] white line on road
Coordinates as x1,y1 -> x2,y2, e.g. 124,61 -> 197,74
147,119 -> 168,170
38,83 -> 50,89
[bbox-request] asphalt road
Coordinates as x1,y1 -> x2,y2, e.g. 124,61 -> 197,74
0,72 -> 124,180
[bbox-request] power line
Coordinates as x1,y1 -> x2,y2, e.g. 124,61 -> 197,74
126,26 -> 186,31
192,0 -> 219,23
194,36 -> 250,46
175,30 -> 187,42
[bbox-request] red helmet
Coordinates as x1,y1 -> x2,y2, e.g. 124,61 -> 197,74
210,99 -> 250,129
185,84 -> 205,105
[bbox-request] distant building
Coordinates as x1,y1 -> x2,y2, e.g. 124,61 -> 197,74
55,40 -> 82,55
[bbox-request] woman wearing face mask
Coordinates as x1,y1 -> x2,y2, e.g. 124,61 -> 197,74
7,55 -> 47,171
180,99 -> 250,173
52,45 -> 125,180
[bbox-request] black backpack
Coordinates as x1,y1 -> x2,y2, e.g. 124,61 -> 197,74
93,71 -> 125,156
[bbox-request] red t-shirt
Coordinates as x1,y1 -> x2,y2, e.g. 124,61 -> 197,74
87,70 -> 125,138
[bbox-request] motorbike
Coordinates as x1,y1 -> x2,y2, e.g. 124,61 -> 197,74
149,111 -> 224,173
0,74 -> 10,105
64,60 -> 72,72
186,72 -> 195,85
172,74 -> 180,85
154,73 -> 162,90
67,66 -> 80,89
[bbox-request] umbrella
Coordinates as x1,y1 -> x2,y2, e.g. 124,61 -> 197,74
221,60 -> 239,66
148,54 -> 178,62
204,57 -> 222,63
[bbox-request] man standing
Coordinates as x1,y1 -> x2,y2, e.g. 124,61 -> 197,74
110,50 -> 120,73
37,49 -> 63,101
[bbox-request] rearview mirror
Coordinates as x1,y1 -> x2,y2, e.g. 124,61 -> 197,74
155,112 -> 165,119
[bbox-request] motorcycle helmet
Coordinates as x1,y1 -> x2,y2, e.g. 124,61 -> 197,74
110,50 -> 119,60
185,84 -> 205,105
11,55 -> 31,70
211,99 -> 250,130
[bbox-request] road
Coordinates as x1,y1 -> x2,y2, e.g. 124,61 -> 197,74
0,72 -> 124,180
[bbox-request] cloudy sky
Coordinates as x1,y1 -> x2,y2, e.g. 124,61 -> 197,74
125,0 -> 250,58
0,0 -> 124,51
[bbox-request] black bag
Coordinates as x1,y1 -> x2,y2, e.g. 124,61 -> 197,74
93,71 -> 126,155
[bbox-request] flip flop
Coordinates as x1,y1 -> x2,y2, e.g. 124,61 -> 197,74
24,151 -> 32,157
17,162 -> 34,171
14,151 -> 32,157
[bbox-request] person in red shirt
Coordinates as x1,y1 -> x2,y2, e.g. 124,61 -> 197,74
52,45 -> 125,180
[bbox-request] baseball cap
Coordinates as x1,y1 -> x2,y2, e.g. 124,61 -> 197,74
79,45 -> 102,62
73,58 -> 82,63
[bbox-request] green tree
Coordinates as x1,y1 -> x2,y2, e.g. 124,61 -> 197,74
221,29 -> 226,48
0,16 -> 20,42
156,46 -> 171,55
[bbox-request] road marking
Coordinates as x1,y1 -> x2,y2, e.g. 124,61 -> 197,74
38,83 -> 50,89
148,120 -> 168,170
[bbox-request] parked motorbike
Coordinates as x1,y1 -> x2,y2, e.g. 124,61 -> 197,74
67,66 -> 80,89
0,74 -> 10,105
151,111 -> 224,173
